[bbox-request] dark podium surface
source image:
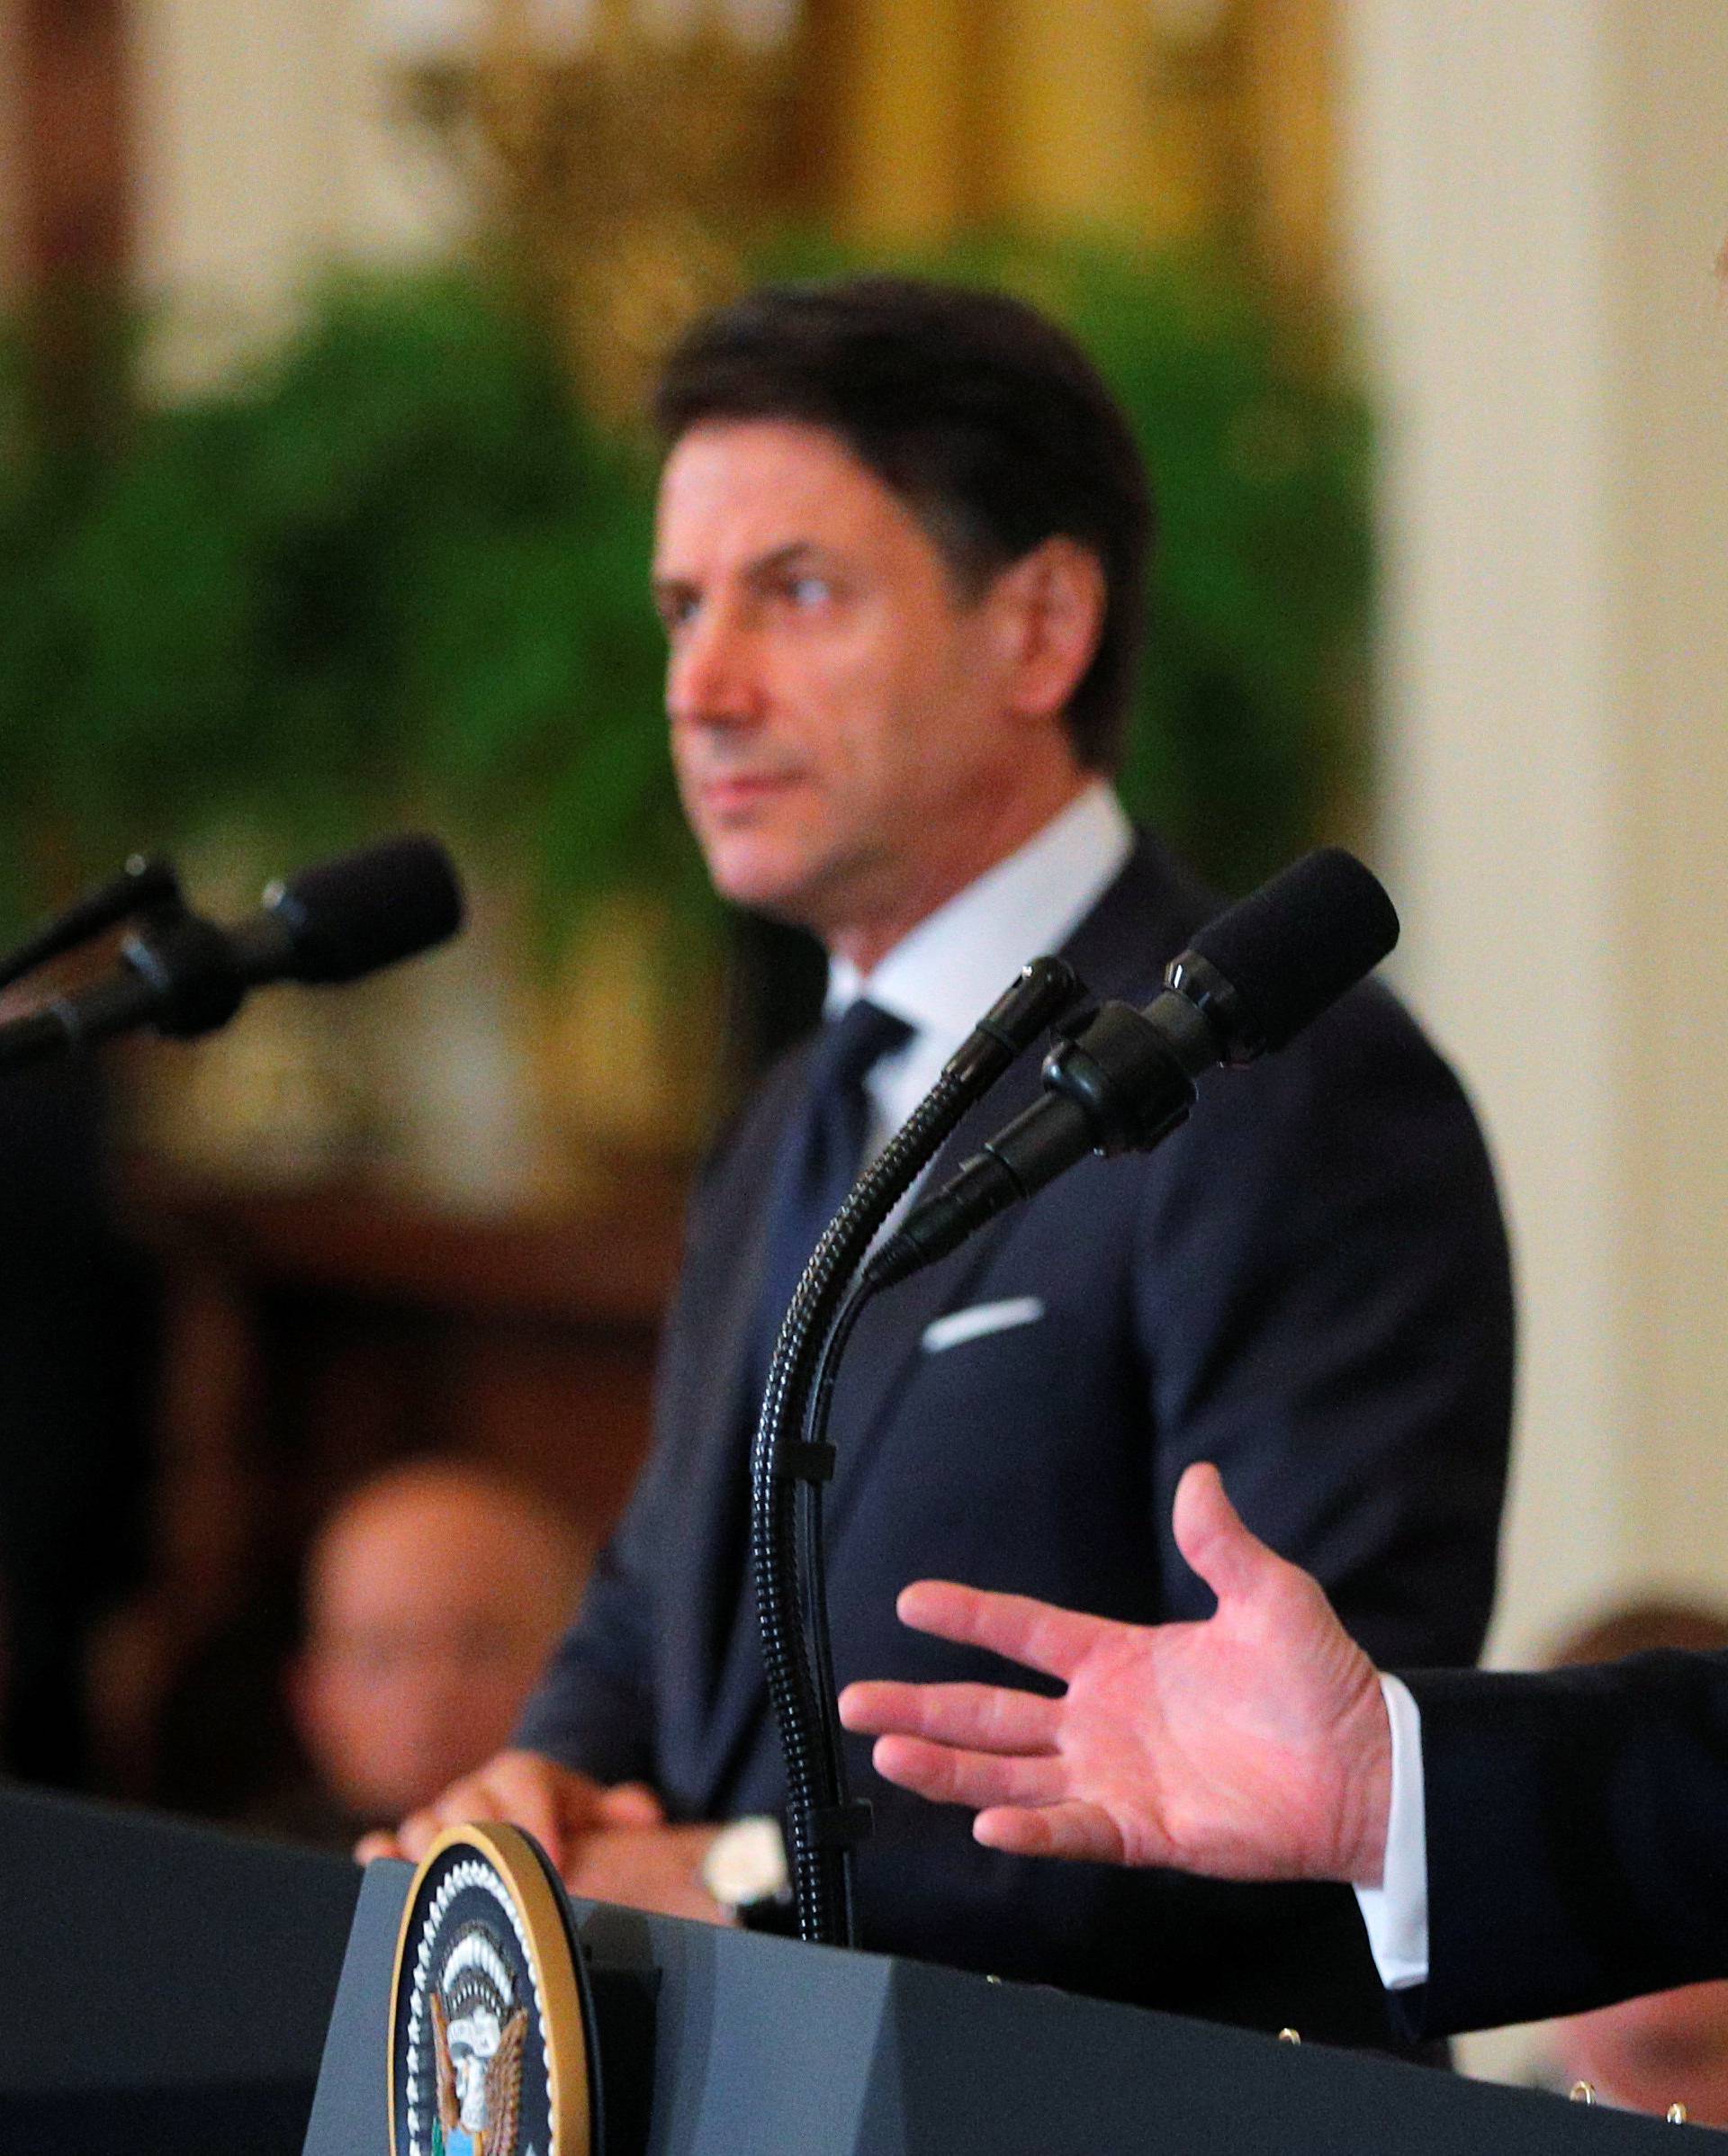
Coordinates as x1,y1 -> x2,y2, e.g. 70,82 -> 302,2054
312,1857 -> 1722,2155
3,1783 -> 1720,2154
0,1783 -> 359,2152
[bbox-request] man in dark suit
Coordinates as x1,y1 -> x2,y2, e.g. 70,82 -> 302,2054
842,1463 -> 1728,2040
365,276 -> 1514,2039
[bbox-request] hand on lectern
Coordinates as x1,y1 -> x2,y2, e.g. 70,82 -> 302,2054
355,1750 -> 734,1926
840,1462 -> 1393,1888
354,1748 -> 666,1870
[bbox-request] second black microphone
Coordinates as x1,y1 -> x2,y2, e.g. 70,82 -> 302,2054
866,847 -> 1400,1289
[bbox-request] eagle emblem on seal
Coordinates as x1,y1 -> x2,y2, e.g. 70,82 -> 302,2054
390,1825 -> 594,2156
429,1924 -> 528,2156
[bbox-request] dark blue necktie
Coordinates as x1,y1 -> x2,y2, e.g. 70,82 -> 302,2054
713,998 -> 913,1694
743,996 -> 914,1415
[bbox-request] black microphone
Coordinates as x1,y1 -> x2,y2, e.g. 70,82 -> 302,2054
0,834 -> 464,1072
868,847 -> 1399,1287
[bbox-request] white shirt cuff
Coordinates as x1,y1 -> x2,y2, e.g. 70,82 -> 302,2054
1351,1672 -> 1429,1990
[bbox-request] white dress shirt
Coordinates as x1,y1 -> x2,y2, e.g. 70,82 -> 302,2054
824,778 -> 1134,1158
1354,1674 -> 1431,1989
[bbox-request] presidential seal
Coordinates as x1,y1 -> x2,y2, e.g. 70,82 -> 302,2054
389,1823 -> 598,2156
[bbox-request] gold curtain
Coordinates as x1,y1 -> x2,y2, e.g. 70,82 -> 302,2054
814,0 -> 1338,296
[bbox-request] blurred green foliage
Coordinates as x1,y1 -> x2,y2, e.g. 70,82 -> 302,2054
0,240 -> 1368,946
0,275 -> 699,949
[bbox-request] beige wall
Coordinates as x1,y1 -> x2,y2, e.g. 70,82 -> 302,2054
1614,13 -> 1728,1613
1341,12 -> 1728,2083
130,0 -> 459,379
1340,0 -> 1728,1671
1342,0 -> 1626,1659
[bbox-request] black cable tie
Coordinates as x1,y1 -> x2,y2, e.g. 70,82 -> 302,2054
808,1800 -> 874,1849
781,1439 -> 836,1484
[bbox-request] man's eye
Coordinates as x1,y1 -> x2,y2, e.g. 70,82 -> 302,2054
655,591 -> 698,633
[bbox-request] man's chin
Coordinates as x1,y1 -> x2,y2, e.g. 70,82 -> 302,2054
702,843 -> 828,929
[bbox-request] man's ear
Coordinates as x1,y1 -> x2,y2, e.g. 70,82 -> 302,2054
989,537 -> 1108,729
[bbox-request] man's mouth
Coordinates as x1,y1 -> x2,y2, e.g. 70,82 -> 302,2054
693,770 -> 800,817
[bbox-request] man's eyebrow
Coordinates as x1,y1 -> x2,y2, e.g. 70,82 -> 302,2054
653,540 -> 832,592
743,541 -> 829,579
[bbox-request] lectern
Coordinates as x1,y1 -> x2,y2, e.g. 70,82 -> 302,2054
0,1783 -> 358,2152
310,1853 -> 1712,2154
2,1785 -> 1714,2153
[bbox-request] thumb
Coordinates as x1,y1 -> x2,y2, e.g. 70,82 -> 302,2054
1172,1461 -> 1285,1611
596,1781 -> 666,1826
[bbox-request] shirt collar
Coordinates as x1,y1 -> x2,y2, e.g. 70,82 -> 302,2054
824,780 -> 1133,1051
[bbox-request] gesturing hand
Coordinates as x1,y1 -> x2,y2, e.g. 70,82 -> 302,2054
839,1462 -> 1393,1887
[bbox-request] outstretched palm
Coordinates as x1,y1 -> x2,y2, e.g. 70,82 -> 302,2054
839,1462 -> 1391,1887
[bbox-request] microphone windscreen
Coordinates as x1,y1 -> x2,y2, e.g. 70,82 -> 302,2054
1188,847 -> 1399,1053
266,835 -> 465,984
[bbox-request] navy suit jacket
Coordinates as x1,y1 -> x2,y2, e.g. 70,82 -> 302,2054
1400,1653 -> 1728,2037
519,835 -> 1515,2042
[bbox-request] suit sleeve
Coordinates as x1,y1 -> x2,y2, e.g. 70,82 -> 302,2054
509,1480 -> 663,1785
1394,1654 -> 1728,2035
509,1210 -> 718,1787
510,1058 -> 796,1789
1137,979 -> 1514,1669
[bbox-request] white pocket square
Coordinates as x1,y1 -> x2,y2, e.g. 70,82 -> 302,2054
921,1297 -> 1046,1354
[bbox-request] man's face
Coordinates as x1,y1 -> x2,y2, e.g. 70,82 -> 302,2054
292,1487 -> 575,1821
653,419 -> 1084,966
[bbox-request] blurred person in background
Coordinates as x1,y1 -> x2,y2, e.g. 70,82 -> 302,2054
1536,1600 -> 1728,2125
262,1460 -> 583,1848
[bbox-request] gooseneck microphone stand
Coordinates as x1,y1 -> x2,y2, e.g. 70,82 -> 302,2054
0,856 -> 184,997
756,846 -> 1402,1951
750,957 -> 1086,1948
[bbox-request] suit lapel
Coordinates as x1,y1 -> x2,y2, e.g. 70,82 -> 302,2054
695,835 -> 1210,1801
696,1077 -> 1030,1804
821,1083 -> 1038,1536
824,832 -> 1199,1510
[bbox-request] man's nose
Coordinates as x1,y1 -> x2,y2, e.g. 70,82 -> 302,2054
667,601 -> 764,729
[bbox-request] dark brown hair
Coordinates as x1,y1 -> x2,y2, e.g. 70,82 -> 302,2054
653,275 -> 1154,773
